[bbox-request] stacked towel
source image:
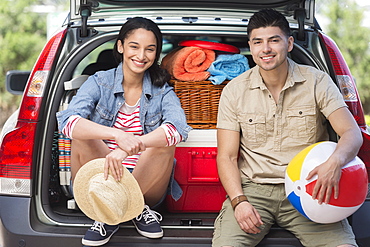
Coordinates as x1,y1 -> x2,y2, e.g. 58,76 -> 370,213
161,47 -> 215,81
207,54 -> 250,85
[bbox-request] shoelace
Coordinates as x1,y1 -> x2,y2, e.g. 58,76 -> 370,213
136,205 -> 163,225
90,221 -> 107,236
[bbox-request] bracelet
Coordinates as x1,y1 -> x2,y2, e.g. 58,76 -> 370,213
231,195 -> 248,210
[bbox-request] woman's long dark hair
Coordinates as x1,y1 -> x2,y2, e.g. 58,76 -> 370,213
113,17 -> 170,87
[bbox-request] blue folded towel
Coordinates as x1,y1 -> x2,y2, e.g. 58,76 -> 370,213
207,54 -> 250,85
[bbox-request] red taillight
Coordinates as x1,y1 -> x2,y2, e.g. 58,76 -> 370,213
0,29 -> 67,196
358,129 -> 370,175
319,32 -> 366,128
320,32 -> 370,180
0,122 -> 36,179
18,29 -> 66,122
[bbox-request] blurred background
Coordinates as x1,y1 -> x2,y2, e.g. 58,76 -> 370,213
0,0 -> 369,131
0,0 -> 68,131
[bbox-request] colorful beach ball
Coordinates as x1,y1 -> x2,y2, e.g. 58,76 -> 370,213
285,141 -> 368,224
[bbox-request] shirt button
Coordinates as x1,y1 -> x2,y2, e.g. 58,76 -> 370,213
249,119 -> 253,122
299,111 -> 302,115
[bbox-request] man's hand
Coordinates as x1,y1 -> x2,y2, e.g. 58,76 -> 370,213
306,160 -> 342,204
234,202 -> 264,234
104,148 -> 129,181
309,106 -> 364,205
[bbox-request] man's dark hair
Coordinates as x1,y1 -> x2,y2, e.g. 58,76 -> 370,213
247,9 -> 291,39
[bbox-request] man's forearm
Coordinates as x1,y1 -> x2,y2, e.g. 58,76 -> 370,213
217,155 -> 244,201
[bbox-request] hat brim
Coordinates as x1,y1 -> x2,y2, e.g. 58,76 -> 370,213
74,158 -> 144,224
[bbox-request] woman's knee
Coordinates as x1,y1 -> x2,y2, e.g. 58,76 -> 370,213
71,139 -> 109,159
70,139 -> 109,178
138,146 -> 175,167
145,145 -> 175,156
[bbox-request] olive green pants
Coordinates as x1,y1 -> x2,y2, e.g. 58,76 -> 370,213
212,178 -> 357,247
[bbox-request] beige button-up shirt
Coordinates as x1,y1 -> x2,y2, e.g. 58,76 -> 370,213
217,58 -> 347,184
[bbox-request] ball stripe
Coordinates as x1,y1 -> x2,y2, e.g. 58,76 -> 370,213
305,164 -> 368,207
286,142 -> 321,182
287,192 -> 309,219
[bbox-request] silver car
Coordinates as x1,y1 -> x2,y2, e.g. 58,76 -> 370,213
1,0 -> 370,246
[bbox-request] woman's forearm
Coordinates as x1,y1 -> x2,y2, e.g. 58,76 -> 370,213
71,118 -> 121,140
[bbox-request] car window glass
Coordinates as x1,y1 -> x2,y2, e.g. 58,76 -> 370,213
73,41 -> 116,77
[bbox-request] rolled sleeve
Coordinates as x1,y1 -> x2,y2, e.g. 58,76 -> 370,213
315,72 -> 347,118
161,89 -> 192,141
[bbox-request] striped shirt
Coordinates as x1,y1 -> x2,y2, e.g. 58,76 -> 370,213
104,100 -> 143,169
62,100 -> 183,169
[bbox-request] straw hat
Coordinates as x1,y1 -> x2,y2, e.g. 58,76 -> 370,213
73,158 -> 144,225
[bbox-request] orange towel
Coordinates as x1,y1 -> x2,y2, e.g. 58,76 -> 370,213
161,47 -> 215,81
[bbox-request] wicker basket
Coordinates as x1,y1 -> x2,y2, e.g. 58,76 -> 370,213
172,80 -> 228,129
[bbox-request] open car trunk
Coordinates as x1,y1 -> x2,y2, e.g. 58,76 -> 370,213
35,21 -> 324,245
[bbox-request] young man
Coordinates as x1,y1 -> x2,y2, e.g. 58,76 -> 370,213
212,9 -> 362,247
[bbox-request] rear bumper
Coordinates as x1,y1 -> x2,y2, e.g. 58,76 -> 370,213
0,196 -> 299,247
1,196 -> 368,247
0,196 -> 82,247
0,196 -> 214,247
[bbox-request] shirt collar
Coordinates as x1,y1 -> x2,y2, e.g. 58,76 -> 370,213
249,58 -> 306,90
283,58 -> 306,90
142,71 -> 153,99
113,63 -> 153,99
113,63 -> 124,94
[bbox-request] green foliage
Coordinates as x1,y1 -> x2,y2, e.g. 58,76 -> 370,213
0,0 -> 47,107
365,115 -> 370,126
319,0 -> 370,114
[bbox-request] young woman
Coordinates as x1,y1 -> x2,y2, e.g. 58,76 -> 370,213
57,17 -> 191,246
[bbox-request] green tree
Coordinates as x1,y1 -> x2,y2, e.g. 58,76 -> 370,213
319,0 -> 370,114
0,0 -> 47,126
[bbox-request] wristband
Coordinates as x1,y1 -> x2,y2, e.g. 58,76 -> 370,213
231,195 -> 248,210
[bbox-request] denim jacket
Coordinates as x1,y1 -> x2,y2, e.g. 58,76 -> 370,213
57,63 -> 192,140
56,64 -> 192,201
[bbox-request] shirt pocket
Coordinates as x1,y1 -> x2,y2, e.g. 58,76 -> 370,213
238,113 -> 267,147
144,112 -> 163,133
94,103 -> 115,126
286,105 -> 316,139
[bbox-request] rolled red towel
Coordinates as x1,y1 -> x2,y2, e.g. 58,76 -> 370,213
161,47 -> 215,81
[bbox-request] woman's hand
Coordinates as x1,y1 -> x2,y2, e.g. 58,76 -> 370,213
104,148 -> 128,181
114,131 -> 146,156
